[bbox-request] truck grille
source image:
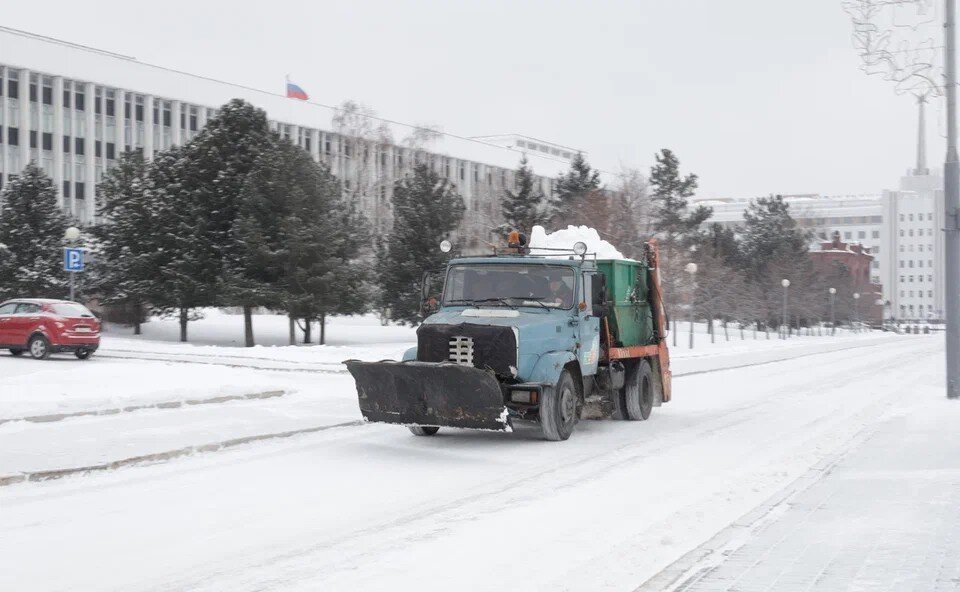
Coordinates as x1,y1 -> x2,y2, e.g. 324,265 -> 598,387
449,336 -> 475,365
417,323 -> 518,377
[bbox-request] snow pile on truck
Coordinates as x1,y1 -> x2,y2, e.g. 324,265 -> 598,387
528,225 -> 627,260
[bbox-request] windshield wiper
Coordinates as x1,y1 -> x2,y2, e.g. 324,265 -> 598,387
445,299 -> 476,306
469,297 -> 517,309
517,296 -> 551,310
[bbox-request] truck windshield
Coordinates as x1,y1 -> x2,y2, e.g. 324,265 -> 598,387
443,264 -> 576,309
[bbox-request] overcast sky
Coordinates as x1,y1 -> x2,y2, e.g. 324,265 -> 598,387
2,0 -> 945,199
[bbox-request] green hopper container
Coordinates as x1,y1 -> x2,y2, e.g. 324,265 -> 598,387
596,259 -> 654,347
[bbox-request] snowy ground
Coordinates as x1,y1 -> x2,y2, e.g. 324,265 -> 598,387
0,312 -> 941,592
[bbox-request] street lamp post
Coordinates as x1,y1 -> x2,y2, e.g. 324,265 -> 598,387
64,226 -> 81,301
829,287 -> 836,336
853,292 -> 861,333
685,262 -> 698,349
781,279 -> 790,339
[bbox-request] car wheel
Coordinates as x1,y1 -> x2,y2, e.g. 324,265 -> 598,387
408,425 -> 440,436
625,360 -> 654,421
28,335 -> 51,360
75,349 -> 93,360
540,368 -> 580,441
9,349 -> 24,357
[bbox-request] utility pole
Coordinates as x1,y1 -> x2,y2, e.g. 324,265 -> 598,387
781,279 -> 790,339
946,0 -> 960,399
829,287 -> 836,336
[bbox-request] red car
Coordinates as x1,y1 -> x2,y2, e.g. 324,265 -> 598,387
0,299 -> 101,360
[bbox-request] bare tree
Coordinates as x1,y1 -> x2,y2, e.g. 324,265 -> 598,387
843,0 -> 942,98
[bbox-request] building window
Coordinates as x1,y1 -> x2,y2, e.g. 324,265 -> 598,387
919,275 -> 924,282
29,130 -> 37,148
929,291 -> 934,298
95,141 -> 102,158
8,77 -> 18,98
42,132 -> 52,151
900,229 -> 904,237
189,109 -> 198,131
929,259 -> 933,267
872,230 -> 879,239
900,245 -> 905,252
62,181 -> 71,197
75,91 -> 85,111
900,276 -> 905,283
899,214 -> 905,221
909,213 -> 914,221
75,137 -> 84,155
7,127 -> 18,146
844,231 -> 852,239
899,260 -> 905,268
63,135 -> 71,153
106,142 -> 115,160
75,182 -> 85,198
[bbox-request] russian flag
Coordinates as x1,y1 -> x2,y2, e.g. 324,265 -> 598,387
286,79 -> 309,101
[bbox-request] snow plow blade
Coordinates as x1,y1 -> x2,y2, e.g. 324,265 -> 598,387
344,360 -> 510,431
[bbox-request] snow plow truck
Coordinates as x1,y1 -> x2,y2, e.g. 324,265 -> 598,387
345,232 -> 672,441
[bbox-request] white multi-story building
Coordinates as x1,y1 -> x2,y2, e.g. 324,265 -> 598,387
880,169 -> 945,321
0,26 -> 576,252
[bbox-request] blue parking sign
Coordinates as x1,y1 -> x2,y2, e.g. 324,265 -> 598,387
64,247 -> 84,272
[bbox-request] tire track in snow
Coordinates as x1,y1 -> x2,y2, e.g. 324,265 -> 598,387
0,337 -> 919,489
94,352 -> 348,374
0,390 -> 286,426
0,419 -> 364,487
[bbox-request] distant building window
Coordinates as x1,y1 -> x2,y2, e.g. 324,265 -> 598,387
562,152 -> 572,158
75,91 -> 85,111
135,104 -> 144,122
8,79 -> 18,97
899,229 -> 904,237
42,86 -> 52,105
844,231 -> 852,239
858,231 -> 866,239
899,214 -> 905,221
899,260 -> 905,268
929,259 -> 933,267
63,89 -> 71,108
928,213 -> 933,221
909,229 -> 914,236
75,182 -> 85,198
106,142 -> 115,160
42,132 -> 52,151
62,181 -> 71,197
7,127 -> 18,146
75,137 -> 84,155
63,135 -> 71,153
909,213 -> 914,221
900,276 -> 905,283
29,130 -> 37,149
515,140 -> 525,148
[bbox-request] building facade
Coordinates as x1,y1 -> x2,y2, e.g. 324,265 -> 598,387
0,26 -> 574,252
810,233 -> 884,324
694,193 -> 885,285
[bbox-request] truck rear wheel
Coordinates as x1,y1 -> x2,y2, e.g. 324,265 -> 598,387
540,369 -> 579,441
625,360 -> 654,421
408,425 -> 440,436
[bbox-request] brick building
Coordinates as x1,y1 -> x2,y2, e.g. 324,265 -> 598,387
810,232 -> 884,325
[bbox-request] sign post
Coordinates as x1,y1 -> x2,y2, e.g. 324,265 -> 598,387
64,247 -> 84,301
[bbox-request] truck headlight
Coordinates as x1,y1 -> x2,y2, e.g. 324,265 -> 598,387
510,389 -> 538,404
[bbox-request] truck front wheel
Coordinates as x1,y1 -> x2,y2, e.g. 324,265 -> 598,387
625,360 -> 654,421
408,425 -> 440,436
540,369 -> 580,441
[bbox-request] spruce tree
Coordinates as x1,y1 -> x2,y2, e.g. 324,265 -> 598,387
554,152 -> 600,223
649,149 -> 712,246
148,99 -> 275,342
91,150 -> 152,333
378,163 -> 465,324
500,156 -> 550,237
0,164 -> 70,301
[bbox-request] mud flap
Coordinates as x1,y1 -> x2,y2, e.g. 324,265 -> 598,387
345,360 -> 510,431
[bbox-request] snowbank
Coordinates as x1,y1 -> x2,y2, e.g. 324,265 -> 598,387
528,225 -> 627,260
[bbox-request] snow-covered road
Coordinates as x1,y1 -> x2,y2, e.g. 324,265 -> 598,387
0,332 -> 938,592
